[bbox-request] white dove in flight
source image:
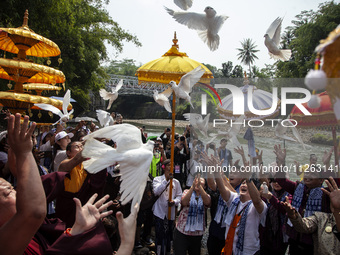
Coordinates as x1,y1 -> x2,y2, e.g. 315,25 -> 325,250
169,66 -> 205,108
174,0 -> 193,10
275,119 -> 306,149
183,113 -> 210,137
153,87 -> 173,113
34,89 -> 74,125
264,17 -> 292,61
82,124 -> 154,207
99,79 -> 123,110
208,115 -> 245,147
96,109 -> 114,127
165,6 -> 228,51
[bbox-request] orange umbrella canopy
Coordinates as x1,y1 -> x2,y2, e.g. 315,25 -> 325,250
136,33 -> 213,85
0,10 -> 61,58
290,91 -> 338,128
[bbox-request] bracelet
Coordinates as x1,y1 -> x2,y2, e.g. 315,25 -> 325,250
64,228 -> 72,236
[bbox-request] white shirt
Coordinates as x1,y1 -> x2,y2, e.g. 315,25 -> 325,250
53,150 -> 67,171
186,159 -> 200,187
225,192 -> 267,255
152,174 -> 182,221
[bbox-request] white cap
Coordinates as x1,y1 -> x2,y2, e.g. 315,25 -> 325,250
55,131 -> 74,141
0,131 -> 7,142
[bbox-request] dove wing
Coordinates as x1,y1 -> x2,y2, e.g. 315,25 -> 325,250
34,104 -> 63,118
179,66 -> 205,94
115,79 -> 124,92
272,18 -> 283,45
165,7 -> 208,30
160,87 -> 173,98
96,109 -> 110,127
183,113 -> 201,127
285,120 -> 306,149
118,146 -> 153,206
214,15 -> 229,33
266,17 -> 282,41
156,93 -> 172,113
84,123 -> 143,152
228,115 -> 245,137
63,89 -> 71,115
99,89 -> 112,100
174,0 -> 193,10
82,138 -> 117,173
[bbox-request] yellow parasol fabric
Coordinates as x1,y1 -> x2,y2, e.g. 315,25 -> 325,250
0,10 -> 60,57
23,83 -> 62,95
0,58 -> 65,84
0,91 -> 72,111
136,34 -> 213,85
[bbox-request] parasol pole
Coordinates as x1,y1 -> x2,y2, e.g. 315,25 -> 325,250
332,126 -> 338,168
168,93 -> 176,219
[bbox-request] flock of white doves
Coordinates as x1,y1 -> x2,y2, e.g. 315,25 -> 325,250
31,0 -> 296,210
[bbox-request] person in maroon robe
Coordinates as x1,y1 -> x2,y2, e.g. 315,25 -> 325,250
0,114 -> 138,255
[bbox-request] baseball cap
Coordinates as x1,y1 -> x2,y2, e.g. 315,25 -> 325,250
55,131 -> 74,141
156,137 -> 162,142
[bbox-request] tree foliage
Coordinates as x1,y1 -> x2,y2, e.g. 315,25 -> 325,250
104,59 -> 141,76
277,1 -> 340,78
0,0 -> 141,109
236,38 -> 259,76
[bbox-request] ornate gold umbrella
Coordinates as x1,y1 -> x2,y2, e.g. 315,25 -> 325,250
0,10 -> 68,116
136,33 -> 213,85
136,33 -> 213,219
0,10 -> 60,58
0,58 -> 65,91
23,83 -> 62,95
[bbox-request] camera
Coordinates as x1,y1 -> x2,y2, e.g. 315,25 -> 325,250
180,136 -> 185,141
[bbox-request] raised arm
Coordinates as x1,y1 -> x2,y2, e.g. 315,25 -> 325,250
282,196 -> 317,234
322,177 -> 340,233
246,180 -> 265,214
58,151 -> 85,172
0,114 -> 46,255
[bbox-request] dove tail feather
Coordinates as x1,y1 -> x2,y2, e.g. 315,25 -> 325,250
197,31 -> 219,51
269,49 -> 292,61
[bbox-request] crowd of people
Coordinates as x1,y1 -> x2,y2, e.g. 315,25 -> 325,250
1,111 -> 340,255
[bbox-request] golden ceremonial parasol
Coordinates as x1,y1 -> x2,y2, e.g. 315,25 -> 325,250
0,10 -> 69,116
0,10 -> 60,58
136,33 -> 213,219
23,83 -> 62,95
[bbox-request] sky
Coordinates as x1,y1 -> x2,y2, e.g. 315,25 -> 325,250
105,0 -> 336,71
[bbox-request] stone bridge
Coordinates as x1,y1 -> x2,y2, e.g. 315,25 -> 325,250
89,74 -> 170,110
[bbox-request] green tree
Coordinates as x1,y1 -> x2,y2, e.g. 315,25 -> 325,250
202,63 -> 223,78
276,1 -> 340,78
0,0 -> 141,109
104,59 -> 141,76
221,61 -> 233,78
236,38 -> 259,76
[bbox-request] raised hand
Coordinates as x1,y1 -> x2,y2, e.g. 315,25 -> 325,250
273,144 -> 286,165
281,196 -> 297,219
116,203 -> 139,255
70,194 -> 113,235
234,146 -> 245,156
322,177 -> 340,212
322,147 -> 334,165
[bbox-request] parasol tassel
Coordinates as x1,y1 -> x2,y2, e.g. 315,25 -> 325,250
307,94 -> 321,108
305,69 -> 327,91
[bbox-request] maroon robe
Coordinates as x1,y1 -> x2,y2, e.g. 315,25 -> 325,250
24,171 -> 112,254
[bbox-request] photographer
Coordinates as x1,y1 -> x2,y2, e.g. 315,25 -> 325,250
150,138 -> 167,178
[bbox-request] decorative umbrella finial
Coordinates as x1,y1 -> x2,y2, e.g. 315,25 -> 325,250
22,10 -> 29,28
172,32 -> 179,49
